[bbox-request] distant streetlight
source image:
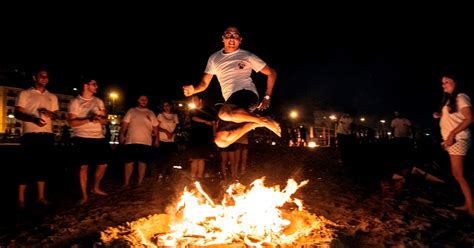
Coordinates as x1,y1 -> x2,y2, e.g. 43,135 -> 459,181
109,92 -> 119,114
290,110 -> 298,119
360,117 -> 365,122
329,115 -> 338,143
7,111 -> 15,133
379,119 -> 387,138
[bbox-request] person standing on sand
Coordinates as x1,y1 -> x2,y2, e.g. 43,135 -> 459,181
68,78 -> 111,204
434,74 -> 473,217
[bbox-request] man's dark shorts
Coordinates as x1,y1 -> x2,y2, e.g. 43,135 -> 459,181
217,89 -> 259,132
123,144 -> 154,164
72,137 -> 112,166
18,132 -> 56,184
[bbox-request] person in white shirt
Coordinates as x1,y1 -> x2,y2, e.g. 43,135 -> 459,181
391,111 -> 413,139
183,26 -> 280,148
390,111 -> 415,166
119,95 -> 159,187
14,69 -> 59,209
68,78 -> 111,204
434,75 -> 473,217
156,100 -> 179,181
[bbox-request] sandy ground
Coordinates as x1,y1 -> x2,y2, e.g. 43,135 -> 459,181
0,145 -> 473,247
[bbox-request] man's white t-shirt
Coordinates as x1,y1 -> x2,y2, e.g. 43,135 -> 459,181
440,93 -> 472,140
123,107 -> 159,146
391,118 -> 412,138
157,112 -> 179,142
68,95 -> 106,139
15,87 -> 59,133
205,48 -> 266,101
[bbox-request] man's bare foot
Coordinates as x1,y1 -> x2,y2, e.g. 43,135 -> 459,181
91,189 -> 108,196
468,210 -> 474,218
455,205 -> 468,211
79,197 -> 88,205
260,117 -> 281,137
38,198 -> 50,205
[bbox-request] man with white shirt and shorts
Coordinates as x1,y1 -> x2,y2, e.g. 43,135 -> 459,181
15,69 -> 59,209
183,26 -> 281,148
119,95 -> 159,188
68,78 -> 111,204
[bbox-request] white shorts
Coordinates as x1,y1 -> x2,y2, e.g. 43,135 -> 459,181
445,138 -> 471,156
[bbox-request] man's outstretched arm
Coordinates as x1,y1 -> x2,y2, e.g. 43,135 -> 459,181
183,73 -> 214,97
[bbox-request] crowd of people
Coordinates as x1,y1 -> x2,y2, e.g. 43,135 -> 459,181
12,26 -> 278,211
9,26 -> 474,221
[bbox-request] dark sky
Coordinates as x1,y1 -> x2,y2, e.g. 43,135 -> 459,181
1,6 -> 473,133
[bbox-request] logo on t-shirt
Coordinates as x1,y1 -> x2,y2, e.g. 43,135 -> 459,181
238,61 -> 246,69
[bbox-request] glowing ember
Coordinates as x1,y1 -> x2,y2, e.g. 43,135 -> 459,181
100,178 -> 336,247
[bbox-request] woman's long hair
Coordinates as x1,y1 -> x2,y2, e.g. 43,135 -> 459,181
439,75 -> 463,114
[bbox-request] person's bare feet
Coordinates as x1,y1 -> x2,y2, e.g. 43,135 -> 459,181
37,198 -> 50,205
467,209 -> 474,219
455,205 -> 467,211
91,189 -> 108,196
79,197 -> 88,205
453,205 -> 474,218
260,117 -> 281,137
468,210 -> 474,218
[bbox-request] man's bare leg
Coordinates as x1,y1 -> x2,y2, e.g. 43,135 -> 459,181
17,184 -> 26,209
79,165 -> 88,204
37,181 -> 49,204
220,152 -> 229,181
190,159 -> 198,180
137,161 -> 147,186
228,152 -> 237,179
240,148 -> 248,175
123,162 -> 134,188
197,160 -> 205,179
218,105 -> 281,137
215,122 -> 262,148
91,164 -> 108,195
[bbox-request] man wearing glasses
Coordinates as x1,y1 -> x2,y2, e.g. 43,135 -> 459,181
183,26 -> 281,148
68,78 -> 110,204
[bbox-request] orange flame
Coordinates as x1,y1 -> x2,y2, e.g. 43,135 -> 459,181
101,177 -> 335,247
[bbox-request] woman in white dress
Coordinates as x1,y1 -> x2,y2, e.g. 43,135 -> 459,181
435,75 -> 473,216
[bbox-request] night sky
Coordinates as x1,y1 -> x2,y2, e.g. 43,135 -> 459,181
1,6 -> 473,134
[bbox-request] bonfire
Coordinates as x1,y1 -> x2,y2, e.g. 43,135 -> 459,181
100,178 -> 336,247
